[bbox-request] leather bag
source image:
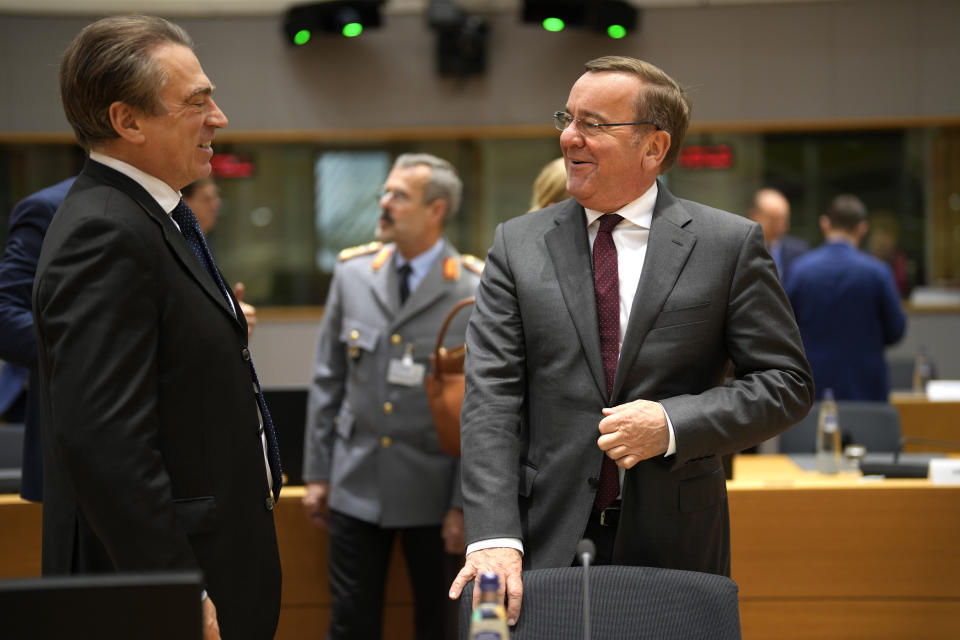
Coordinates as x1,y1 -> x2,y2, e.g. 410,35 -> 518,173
425,296 -> 475,458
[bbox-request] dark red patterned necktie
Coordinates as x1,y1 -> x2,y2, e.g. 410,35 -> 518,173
593,213 -> 623,512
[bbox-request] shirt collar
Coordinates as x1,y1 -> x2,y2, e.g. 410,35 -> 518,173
88,151 -> 182,215
584,180 -> 657,230
395,237 -> 445,277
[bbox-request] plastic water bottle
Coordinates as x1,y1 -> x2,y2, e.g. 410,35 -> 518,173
912,347 -> 932,394
816,389 -> 841,474
469,572 -> 509,640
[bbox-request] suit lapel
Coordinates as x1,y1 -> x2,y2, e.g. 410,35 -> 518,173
370,246 -> 398,317
612,185 -> 696,399
544,201 -> 608,401
82,159 -> 242,331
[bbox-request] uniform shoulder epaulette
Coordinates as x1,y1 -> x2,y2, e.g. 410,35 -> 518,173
461,253 -> 485,275
338,241 -> 383,262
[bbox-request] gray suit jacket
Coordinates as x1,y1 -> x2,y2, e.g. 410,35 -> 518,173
303,240 -> 481,527
460,185 -> 813,574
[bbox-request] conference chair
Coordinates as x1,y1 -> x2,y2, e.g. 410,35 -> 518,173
0,423 -> 24,494
778,401 -> 903,454
459,565 -> 741,640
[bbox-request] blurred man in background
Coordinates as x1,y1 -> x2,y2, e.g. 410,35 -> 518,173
749,187 -> 808,282
786,194 -> 906,401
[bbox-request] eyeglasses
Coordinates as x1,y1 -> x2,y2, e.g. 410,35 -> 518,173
378,189 -> 412,204
553,111 -> 661,136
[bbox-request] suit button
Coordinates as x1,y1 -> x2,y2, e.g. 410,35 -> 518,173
264,496 -> 274,511
241,348 -> 251,362
349,329 -> 360,341
587,477 -> 599,489
381,436 -> 392,448
383,402 -> 394,415
391,334 -> 402,346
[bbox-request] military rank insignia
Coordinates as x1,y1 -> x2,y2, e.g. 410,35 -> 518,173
442,257 -> 460,281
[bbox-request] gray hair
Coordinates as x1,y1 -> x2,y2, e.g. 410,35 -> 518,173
393,153 -> 463,219
60,15 -> 193,150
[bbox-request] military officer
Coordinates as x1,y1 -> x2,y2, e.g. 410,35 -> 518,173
302,153 -> 482,640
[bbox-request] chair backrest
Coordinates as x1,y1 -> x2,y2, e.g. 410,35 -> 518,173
778,401 -> 902,453
0,423 -> 25,494
460,565 -> 741,640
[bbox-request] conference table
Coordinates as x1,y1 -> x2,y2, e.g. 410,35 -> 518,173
1,454 -> 958,639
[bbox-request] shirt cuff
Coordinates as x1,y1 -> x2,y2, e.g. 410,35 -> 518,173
661,402 -> 677,457
466,538 -> 524,558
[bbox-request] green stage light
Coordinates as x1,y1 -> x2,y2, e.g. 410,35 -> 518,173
542,17 -> 565,32
342,22 -> 363,37
293,29 -> 311,45
607,24 -> 627,39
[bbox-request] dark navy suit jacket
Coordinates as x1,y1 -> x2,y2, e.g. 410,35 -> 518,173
0,177 -> 75,501
774,234 -> 809,282
785,241 -> 906,401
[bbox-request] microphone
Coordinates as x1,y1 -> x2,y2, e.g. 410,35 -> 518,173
576,539 -> 595,640
860,437 -> 960,478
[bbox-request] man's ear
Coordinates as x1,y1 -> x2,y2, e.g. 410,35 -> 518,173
427,198 -> 448,226
108,101 -> 146,144
641,130 -> 671,171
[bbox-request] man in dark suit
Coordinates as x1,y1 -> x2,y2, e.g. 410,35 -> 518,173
0,177 -> 74,502
449,56 -> 813,624
749,187 -> 808,282
33,15 -> 280,640
786,194 -> 906,401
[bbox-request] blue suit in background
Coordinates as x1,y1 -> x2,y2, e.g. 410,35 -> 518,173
0,177 -> 75,501
785,241 -> 906,401
772,234 -> 809,283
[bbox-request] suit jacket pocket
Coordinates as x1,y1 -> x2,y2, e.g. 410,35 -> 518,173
678,466 -> 723,514
339,318 -> 380,353
172,496 -> 218,536
651,301 -> 711,331
518,461 -> 538,498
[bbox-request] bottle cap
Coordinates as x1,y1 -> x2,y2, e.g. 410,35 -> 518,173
478,571 -> 500,591
823,388 -> 834,400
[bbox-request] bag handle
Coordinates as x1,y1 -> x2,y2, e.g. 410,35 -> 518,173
431,296 -> 475,379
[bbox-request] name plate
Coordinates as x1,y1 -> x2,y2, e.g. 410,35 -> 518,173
929,459 -> 960,485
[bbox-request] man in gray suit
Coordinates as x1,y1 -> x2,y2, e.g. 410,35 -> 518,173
302,153 -> 482,639
449,57 -> 813,624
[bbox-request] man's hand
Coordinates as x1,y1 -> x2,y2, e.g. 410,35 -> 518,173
597,399 -> 670,468
233,282 -> 257,340
301,481 -> 330,529
449,547 -> 523,626
202,596 -> 221,640
441,508 -> 465,555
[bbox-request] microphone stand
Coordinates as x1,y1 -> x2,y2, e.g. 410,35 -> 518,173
577,539 -> 596,640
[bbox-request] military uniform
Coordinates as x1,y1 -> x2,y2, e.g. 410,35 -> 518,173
303,238 -> 481,640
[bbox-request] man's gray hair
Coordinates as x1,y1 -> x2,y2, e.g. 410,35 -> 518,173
393,153 -> 462,219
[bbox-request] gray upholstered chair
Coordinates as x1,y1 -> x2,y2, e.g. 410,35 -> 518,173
778,401 -> 902,454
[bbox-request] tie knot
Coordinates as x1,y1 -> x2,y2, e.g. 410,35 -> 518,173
171,200 -> 198,230
398,263 -> 412,278
598,214 -> 623,234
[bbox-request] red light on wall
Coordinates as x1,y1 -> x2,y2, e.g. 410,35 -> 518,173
678,144 -> 734,170
211,154 -> 255,178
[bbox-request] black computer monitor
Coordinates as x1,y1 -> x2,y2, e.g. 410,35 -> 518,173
0,571 -> 203,640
